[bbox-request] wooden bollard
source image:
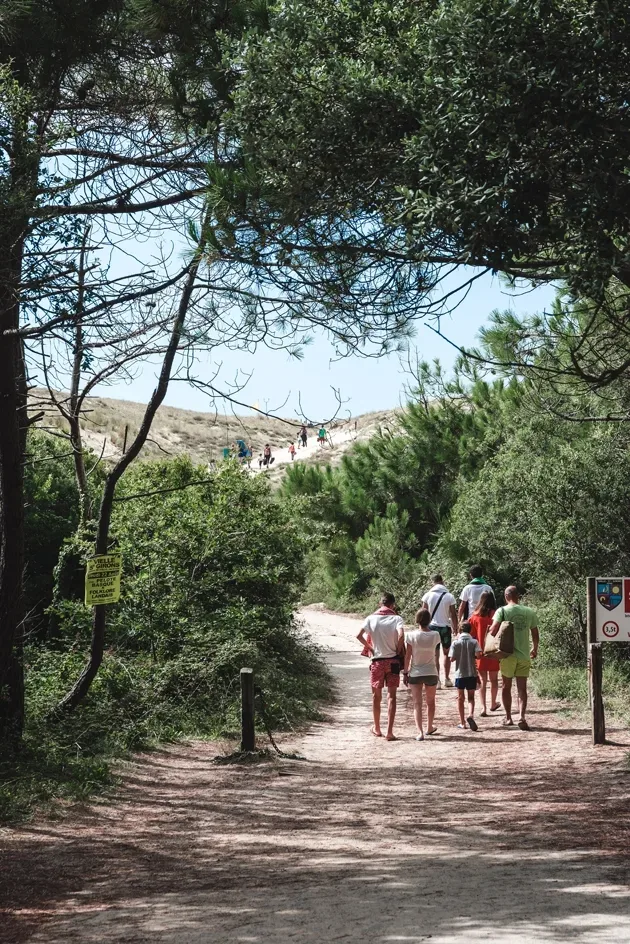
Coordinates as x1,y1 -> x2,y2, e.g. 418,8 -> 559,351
589,643 -> 605,745
240,667 -> 255,752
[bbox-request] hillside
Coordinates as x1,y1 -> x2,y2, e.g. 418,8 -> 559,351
32,389 -> 400,472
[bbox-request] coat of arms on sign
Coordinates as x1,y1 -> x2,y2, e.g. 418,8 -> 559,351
597,580 -> 622,611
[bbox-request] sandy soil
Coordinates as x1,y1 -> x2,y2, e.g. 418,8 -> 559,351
2,607 -> 630,943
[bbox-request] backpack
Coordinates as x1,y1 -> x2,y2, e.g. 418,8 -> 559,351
483,620 -> 514,660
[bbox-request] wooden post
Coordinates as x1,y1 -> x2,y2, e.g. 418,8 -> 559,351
586,576 -> 596,709
589,643 -> 605,745
586,577 -> 597,645
586,577 -> 605,742
240,667 -> 255,752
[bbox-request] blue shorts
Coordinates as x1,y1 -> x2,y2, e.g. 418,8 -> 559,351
455,676 -> 478,691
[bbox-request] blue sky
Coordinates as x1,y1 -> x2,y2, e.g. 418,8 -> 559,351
101,270 -> 556,419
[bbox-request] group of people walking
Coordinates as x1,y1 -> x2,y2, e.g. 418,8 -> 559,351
228,423 -> 332,469
356,567 -> 540,741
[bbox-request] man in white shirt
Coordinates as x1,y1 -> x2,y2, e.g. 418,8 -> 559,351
458,565 -> 494,621
421,575 -> 458,688
356,592 -> 404,740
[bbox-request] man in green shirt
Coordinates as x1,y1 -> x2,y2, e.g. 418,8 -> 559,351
489,586 -> 539,731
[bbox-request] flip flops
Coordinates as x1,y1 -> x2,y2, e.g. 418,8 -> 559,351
467,716 -> 478,732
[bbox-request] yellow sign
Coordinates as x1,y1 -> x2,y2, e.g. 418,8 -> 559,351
85,553 -> 122,606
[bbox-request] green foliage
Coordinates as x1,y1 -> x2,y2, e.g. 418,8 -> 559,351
355,505 -> 417,594
24,432 -> 81,633
283,339 -> 630,687
2,459 -> 330,822
234,0 -> 630,300
281,365 -> 520,606
447,421 -> 630,660
533,661 -> 630,729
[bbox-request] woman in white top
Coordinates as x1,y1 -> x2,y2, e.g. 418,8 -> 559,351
404,609 -> 441,740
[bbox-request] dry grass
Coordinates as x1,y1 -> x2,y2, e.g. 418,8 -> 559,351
29,389 -> 399,469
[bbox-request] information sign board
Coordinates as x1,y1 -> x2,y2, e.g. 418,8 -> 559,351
85,553 -> 122,606
594,577 -> 630,642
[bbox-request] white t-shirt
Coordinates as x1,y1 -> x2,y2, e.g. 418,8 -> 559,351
421,585 -> 456,626
405,629 -> 441,677
460,581 -> 493,616
361,613 -> 403,659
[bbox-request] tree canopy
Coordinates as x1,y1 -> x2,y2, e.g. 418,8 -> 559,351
232,0 -> 630,299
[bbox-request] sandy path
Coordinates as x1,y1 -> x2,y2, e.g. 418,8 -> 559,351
2,607 -> 630,943
253,425 -> 358,472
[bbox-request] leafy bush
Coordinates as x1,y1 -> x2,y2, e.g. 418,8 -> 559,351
447,421 -> 630,663
24,432 -> 81,633
2,460 -> 331,822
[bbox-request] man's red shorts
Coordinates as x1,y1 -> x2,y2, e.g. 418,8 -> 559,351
370,658 -> 401,690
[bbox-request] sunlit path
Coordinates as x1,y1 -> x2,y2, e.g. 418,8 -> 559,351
1,607 -> 630,943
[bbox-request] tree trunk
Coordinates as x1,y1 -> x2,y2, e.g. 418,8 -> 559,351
57,219 -> 208,711
0,228 -> 29,745
69,229 -> 92,526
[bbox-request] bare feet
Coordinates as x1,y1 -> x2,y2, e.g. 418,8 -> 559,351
370,726 -> 382,737
517,719 -> 530,731
385,734 -> 398,741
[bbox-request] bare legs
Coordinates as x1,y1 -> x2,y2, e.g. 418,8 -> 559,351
434,647 -> 452,683
502,675 -> 513,723
502,675 -> 529,726
410,683 -> 437,738
411,683 -> 423,736
425,684 -> 437,733
372,685 -> 398,739
457,687 -> 476,726
489,670 -> 500,710
516,676 -> 528,725
386,684 -> 397,739
479,669 -> 500,715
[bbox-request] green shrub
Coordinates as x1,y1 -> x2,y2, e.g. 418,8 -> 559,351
2,460 -> 331,823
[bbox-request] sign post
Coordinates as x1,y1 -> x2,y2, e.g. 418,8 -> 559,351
587,575 -> 630,744
587,577 -> 605,744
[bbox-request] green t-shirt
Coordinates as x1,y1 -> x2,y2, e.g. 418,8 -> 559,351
494,603 -> 538,660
